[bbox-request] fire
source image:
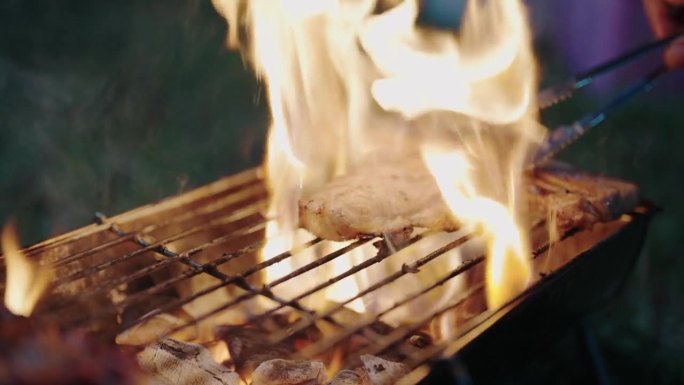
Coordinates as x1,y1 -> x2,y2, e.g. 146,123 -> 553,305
323,246 -> 368,313
209,340 -> 231,364
367,0 -> 542,308
421,148 -> 531,308
214,0 -> 544,313
2,220 -> 54,316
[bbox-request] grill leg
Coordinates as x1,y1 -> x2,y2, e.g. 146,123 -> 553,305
578,322 -> 612,385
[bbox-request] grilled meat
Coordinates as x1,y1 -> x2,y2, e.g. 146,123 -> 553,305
529,163 -> 640,234
299,159 -> 457,241
299,160 -> 638,241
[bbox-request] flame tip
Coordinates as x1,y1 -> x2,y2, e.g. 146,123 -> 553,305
2,219 -> 54,317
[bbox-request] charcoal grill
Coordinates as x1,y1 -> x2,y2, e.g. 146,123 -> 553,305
0,167 -> 656,384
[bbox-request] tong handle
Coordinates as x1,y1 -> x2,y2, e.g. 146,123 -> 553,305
534,65 -> 667,164
575,33 -> 681,81
539,32 -> 682,109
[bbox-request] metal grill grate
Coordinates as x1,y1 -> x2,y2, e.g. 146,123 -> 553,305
0,168 -> 648,382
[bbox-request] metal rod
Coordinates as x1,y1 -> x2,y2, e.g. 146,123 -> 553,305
534,65 -> 667,164
397,230 -> 583,375
118,230 -> 327,332
122,235 -> 319,314
61,220 -> 269,309
299,254 -> 485,359
53,183 -> 266,267
121,236 -> 324,331
268,231 -> 473,347
399,306 -> 495,373
246,236 -> 417,327
24,168 -> 262,258
538,33 -> 681,109
151,238 -> 373,338
359,284 -> 485,360
54,201 -> 266,286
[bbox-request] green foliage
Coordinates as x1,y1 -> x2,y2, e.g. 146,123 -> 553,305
0,0 -> 267,243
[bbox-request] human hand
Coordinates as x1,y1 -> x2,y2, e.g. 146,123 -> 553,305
642,0 -> 684,68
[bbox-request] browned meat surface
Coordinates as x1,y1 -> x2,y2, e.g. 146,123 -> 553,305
299,160 -> 639,241
299,159 -> 458,241
529,164 -> 640,233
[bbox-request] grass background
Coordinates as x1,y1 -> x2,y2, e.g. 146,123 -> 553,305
1,0 -> 682,383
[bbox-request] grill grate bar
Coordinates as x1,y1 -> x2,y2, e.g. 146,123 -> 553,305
122,236 -> 325,331
150,238 -> 375,338
400,309 -> 495,376
108,221 -> 329,330
61,220 -> 270,313
52,233 -> 136,268
53,183 -> 266,267
395,229 -> 585,374
358,283 -> 485,360
245,233 -> 431,328
361,229 -> 574,371
54,201 -> 265,286
238,238 -> 383,325
299,254 -> 485,359
268,231 -> 473,347
268,238 -> 374,288
24,169 -> 262,259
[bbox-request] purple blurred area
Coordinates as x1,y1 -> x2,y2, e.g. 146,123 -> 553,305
530,0 -> 684,95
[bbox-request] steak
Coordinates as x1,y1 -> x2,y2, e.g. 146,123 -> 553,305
299,160 -> 638,241
299,159 -> 458,241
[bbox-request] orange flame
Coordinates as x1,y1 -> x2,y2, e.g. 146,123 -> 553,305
421,148 -> 531,308
214,0 -> 545,312
2,220 -> 53,316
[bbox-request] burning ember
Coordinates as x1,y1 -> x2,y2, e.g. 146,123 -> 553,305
214,0 -> 544,312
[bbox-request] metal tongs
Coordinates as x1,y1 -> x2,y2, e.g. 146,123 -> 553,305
533,33 -> 683,164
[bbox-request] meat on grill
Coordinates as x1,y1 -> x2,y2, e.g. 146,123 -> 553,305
299,160 -> 639,241
528,163 -> 640,238
299,159 -> 458,241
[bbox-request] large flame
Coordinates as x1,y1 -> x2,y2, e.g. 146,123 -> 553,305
421,147 -> 531,308
362,0 -> 542,308
2,220 -> 54,316
214,0 -> 544,313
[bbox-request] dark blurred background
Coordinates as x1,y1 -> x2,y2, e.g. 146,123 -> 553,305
0,0 -> 682,383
